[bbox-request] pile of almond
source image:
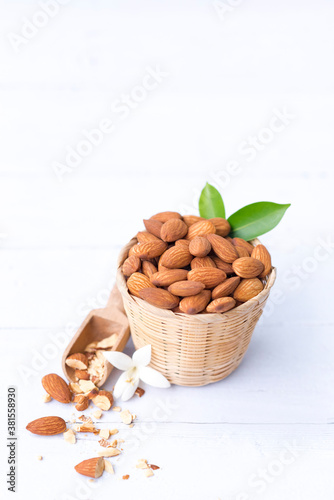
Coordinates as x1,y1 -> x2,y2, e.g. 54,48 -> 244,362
122,212 -> 272,314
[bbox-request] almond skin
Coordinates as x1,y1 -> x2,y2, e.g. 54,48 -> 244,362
161,218 -> 188,242
210,256 -> 234,275
182,215 -> 204,227
206,297 -> 236,313
136,231 -> 161,243
185,220 -> 216,240
232,238 -> 254,254
127,272 -> 156,297
150,211 -> 182,222
232,257 -> 264,279
191,256 -> 216,269
207,234 -> 239,263
189,237 -> 211,257
150,269 -> 188,287
233,278 -> 264,302
138,288 -> 179,310
188,268 -> 226,289
131,241 -> 167,259
179,290 -> 211,314
209,218 -> 231,237
159,246 -> 193,269
212,277 -> 241,300
26,416 -> 67,435
142,260 -> 158,278
42,374 -> 72,404
168,280 -> 205,297
122,255 -> 141,277
75,457 -> 105,478
143,218 -> 163,238
251,244 -> 272,278
234,246 -> 250,258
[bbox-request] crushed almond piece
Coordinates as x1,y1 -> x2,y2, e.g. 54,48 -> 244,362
149,464 -> 160,470
122,475 -> 130,480
118,438 -> 125,444
96,334 -> 118,349
129,423 -> 134,428
98,448 -> 121,457
109,429 -> 119,435
78,415 -> 93,424
69,382 -> 82,394
42,393 -> 52,403
79,380 -> 96,393
120,409 -> 133,425
99,438 -> 111,448
136,459 -> 149,469
99,428 -> 110,440
63,428 -> 76,444
92,409 -> 103,420
111,439 -> 117,448
104,459 -> 114,474
74,423 -> 97,433
145,469 -> 154,478
135,387 -> 145,397
37,455 -> 43,461
112,406 -> 121,412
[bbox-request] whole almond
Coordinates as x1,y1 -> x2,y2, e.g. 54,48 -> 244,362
206,297 -> 236,313
122,255 -> 141,277
188,268 -> 226,289
182,215 -> 204,227
209,218 -> 231,237
189,237 -> 211,257
42,374 -> 71,404
143,219 -> 163,238
210,256 -> 234,275
26,416 -> 67,435
175,239 -> 190,248
161,218 -> 188,242
136,231 -> 161,243
75,457 -> 105,478
179,290 -> 211,314
251,244 -> 272,278
233,278 -> 264,302
234,246 -> 250,258
206,234 -> 238,263
142,260 -> 158,278
150,211 -> 182,222
232,257 -> 264,279
168,280 -> 205,297
127,272 -> 156,297
150,269 -> 188,286
232,238 -> 254,254
159,246 -> 192,269
191,256 -> 216,269
186,220 -> 216,240
131,241 -> 167,259
138,288 -> 179,310
212,277 -> 241,300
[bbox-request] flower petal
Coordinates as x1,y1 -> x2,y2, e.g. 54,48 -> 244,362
132,344 -> 151,367
138,366 -> 171,388
121,378 -> 139,401
113,371 -> 130,399
102,351 -> 133,371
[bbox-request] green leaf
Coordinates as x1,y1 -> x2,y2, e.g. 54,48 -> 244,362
228,202 -> 291,240
199,183 -> 226,219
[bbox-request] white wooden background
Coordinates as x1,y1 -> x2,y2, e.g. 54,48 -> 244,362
1,1 -> 334,499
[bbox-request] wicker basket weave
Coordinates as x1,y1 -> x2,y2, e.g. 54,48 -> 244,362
116,237 -> 276,387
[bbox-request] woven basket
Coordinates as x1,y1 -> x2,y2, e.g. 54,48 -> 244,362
116,237 -> 276,386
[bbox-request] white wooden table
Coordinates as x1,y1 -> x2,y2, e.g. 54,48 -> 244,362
1,1 -> 334,498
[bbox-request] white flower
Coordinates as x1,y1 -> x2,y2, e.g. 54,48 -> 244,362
102,345 -> 170,401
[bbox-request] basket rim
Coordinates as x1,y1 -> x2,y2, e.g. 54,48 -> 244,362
116,236 -> 276,321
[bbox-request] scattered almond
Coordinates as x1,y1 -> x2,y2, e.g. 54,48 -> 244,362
98,447 -> 121,457
42,393 -> 52,403
120,409 -> 133,425
145,469 -> 154,478
112,406 -> 121,412
122,474 -> 130,480
135,387 -> 145,397
92,409 -> 103,420
99,428 -> 110,440
63,428 -> 76,444
104,460 -> 114,474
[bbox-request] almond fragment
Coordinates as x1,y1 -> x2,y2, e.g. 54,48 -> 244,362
99,438 -> 111,448
75,370 -> 90,380
74,395 -> 90,412
120,409 -> 133,425
63,428 -> 76,444
79,415 -> 93,423
79,380 -> 97,393
98,447 -> 121,457
135,387 -> 145,398
92,409 -> 103,420
149,464 -> 160,470
75,423 -> 97,433
112,406 -> 121,412
69,382 -> 83,394
136,459 -> 149,469
37,456 -> 43,461
110,428 -> 119,435
66,353 -> 89,370
99,428 -> 110,440
145,469 -> 154,478
87,388 -> 99,400
104,460 -> 114,474
42,393 -> 52,403
74,457 -> 104,478
92,390 -> 114,411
